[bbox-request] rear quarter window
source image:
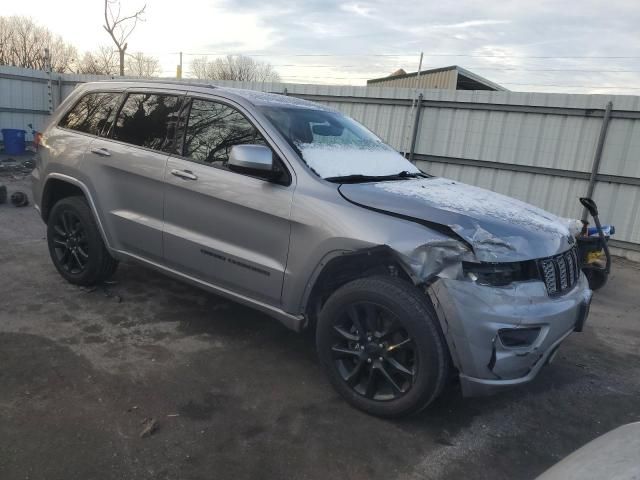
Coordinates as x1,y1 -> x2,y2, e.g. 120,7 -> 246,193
59,92 -> 122,136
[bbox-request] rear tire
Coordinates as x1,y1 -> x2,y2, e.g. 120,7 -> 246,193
316,276 -> 450,418
47,196 -> 118,286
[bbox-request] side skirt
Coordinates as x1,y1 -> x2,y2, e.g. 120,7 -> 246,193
114,249 -> 307,332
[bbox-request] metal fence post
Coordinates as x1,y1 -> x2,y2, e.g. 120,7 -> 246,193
582,101 -> 613,221
57,74 -> 63,108
400,53 -> 424,156
44,48 -> 53,114
409,93 -> 424,163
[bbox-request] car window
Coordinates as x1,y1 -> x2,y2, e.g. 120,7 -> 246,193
59,92 -> 122,136
112,93 -> 181,151
260,106 -> 418,180
183,99 -> 266,166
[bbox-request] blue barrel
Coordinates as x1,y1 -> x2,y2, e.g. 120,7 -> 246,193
2,128 -> 26,155
588,225 -> 615,237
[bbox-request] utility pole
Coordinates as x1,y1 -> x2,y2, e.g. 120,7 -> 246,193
176,51 -> 183,79
409,93 -> 423,163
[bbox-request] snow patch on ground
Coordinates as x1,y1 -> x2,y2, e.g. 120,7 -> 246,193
298,143 -> 420,179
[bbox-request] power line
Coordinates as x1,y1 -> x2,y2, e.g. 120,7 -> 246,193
178,52 -> 419,57
459,67 -> 640,73
173,52 -> 640,60
270,64 -> 640,73
500,82 -> 640,90
406,54 -> 640,59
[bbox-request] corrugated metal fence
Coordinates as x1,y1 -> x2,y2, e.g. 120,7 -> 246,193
0,66 -> 123,135
2,65 -> 639,260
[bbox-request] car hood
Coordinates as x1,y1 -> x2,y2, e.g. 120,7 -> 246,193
339,176 -> 574,262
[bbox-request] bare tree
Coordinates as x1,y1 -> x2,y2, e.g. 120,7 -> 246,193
0,17 -> 14,66
7,16 -> 42,69
125,52 -> 161,77
190,55 -> 281,82
77,46 -> 119,75
190,56 -> 210,80
48,35 -> 78,72
0,16 -> 78,72
102,0 -> 146,76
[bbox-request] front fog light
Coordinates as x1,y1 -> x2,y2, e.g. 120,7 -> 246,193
498,327 -> 541,348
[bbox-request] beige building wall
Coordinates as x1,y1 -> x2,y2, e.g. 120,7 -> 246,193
367,69 -> 458,89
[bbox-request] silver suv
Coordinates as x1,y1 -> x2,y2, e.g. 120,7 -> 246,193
32,81 -> 592,417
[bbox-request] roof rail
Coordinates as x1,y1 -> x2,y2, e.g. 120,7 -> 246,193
95,78 -> 218,89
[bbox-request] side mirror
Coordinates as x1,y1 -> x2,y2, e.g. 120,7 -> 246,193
228,144 -> 274,175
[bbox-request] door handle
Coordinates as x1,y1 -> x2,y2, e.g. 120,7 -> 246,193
90,147 -> 111,157
170,169 -> 198,181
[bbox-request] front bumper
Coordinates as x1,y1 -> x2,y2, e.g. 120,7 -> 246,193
428,274 -> 592,397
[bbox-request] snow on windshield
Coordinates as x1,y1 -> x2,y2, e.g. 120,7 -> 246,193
298,143 -> 420,179
260,106 -> 419,179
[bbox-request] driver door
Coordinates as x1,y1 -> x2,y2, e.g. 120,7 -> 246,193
162,96 -> 294,306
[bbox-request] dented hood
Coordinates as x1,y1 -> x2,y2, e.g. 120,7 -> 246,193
339,177 -> 574,262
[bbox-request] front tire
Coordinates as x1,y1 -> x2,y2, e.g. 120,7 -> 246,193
316,276 -> 450,418
47,196 -> 118,286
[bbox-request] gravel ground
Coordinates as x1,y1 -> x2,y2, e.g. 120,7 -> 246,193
1,175 -> 639,480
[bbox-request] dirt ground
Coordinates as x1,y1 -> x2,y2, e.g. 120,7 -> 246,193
1,175 -> 639,480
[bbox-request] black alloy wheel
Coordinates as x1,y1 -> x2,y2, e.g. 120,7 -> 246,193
331,301 -> 416,401
50,209 -> 90,274
317,276 -> 450,418
47,196 -> 118,286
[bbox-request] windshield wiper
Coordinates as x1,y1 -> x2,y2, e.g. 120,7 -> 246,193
325,171 -> 423,184
395,171 -> 423,178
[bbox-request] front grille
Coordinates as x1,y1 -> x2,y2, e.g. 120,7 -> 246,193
538,247 -> 580,296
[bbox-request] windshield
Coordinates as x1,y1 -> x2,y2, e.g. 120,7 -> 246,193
260,106 -> 420,181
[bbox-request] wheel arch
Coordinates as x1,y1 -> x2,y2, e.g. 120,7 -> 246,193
302,246 -> 417,326
41,173 -> 111,250
41,177 -> 84,221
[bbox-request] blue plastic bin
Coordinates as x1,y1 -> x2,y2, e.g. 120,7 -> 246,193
2,128 -> 26,155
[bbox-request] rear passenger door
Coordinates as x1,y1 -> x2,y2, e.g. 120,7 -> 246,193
52,91 -> 123,202
162,96 -> 294,306
85,90 -> 183,262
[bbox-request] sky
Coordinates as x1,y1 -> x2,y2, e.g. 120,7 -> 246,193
4,0 -> 640,93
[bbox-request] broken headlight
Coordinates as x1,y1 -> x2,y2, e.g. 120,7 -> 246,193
462,261 -> 537,286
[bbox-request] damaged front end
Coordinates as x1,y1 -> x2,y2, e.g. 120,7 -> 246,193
390,234 -> 592,397
427,275 -> 591,396
338,177 -> 596,396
